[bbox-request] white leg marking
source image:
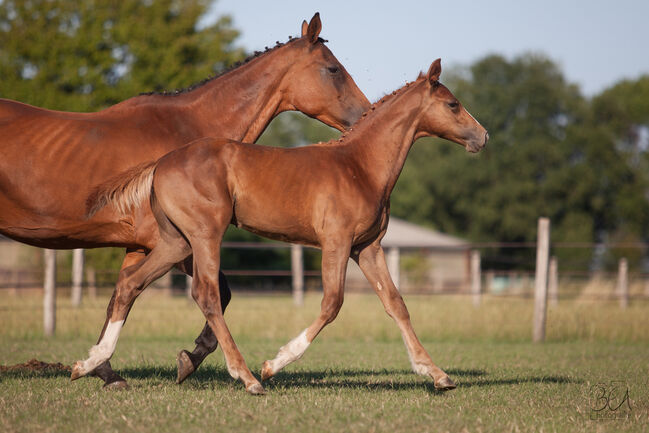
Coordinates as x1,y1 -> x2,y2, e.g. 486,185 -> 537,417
377,282 -> 383,291
266,329 -> 310,375
400,334 -> 430,376
79,320 -> 124,375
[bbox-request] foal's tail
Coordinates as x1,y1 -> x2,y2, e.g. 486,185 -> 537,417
86,161 -> 157,219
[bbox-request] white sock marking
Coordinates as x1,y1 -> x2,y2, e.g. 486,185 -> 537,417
267,329 -> 310,375
79,320 -> 124,375
400,334 -> 431,376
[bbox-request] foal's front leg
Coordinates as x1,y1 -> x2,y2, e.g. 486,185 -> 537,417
354,240 -> 456,390
261,240 -> 350,381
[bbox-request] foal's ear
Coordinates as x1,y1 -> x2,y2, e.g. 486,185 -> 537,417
302,12 -> 322,43
427,58 -> 442,83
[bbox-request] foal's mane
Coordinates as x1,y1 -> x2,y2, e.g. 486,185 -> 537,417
333,73 -> 428,144
140,36 -> 328,97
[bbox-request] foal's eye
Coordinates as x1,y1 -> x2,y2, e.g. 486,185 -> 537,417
327,66 -> 339,74
448,101 -> 459,110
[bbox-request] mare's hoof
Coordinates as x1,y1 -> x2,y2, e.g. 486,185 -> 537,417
260,361 -> 273,382
176,350 -> 195,384
246,383 -> 266,395
70,361 -> 85,381
103,380 -> 129,390
434,376 -> 457,390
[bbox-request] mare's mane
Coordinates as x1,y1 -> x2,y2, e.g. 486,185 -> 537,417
140,36 -> 328,97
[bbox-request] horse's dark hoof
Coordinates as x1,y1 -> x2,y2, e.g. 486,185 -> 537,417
176,350 -> 195,384
103,380 -> 129,390
434,376 -> 457,390
246,382 -> 266,395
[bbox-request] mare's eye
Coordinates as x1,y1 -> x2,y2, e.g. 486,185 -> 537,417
327,66 -> 339,74
448,101 -> 459,110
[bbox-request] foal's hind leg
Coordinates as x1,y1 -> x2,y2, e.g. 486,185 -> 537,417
71,232 -> 191,383
189,234 -> 264,395
176,264 -> 232,384
354,240 -> 455,390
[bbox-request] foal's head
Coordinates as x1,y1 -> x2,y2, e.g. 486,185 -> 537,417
279,13 -> 371,131
417,59 -> 488,153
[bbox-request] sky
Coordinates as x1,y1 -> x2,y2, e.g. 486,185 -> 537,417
203,0 -> 649,102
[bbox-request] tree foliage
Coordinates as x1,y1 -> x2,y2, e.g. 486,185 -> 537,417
0,0 -> 244,111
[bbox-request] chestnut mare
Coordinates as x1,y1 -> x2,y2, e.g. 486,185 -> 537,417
0,13 -> 369,388
83,59 -> 488,394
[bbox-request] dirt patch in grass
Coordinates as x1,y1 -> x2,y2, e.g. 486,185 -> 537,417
0,359 -> 71,373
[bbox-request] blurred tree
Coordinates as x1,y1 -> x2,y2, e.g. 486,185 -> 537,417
0,0 -> 244,111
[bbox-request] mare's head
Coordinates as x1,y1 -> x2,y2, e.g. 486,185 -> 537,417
417,59 -> 488,153
279,13 -> 370,131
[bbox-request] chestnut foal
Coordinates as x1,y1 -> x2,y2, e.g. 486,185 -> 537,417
83,59 -> 487,394
0,13 -> 369,388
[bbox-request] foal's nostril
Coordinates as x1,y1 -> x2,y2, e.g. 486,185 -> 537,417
483,132 -> 489,146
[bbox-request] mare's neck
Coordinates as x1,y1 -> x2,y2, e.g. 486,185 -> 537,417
132,45 -> 296,143
346,81 -> 426,199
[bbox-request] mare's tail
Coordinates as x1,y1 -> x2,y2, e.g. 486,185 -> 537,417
86,161 -> 157,219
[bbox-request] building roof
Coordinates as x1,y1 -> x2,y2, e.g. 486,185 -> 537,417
381,217 -> 469,249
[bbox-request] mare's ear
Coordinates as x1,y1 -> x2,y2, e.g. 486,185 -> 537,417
302,12 -> 322,43
427,58 -> 442,84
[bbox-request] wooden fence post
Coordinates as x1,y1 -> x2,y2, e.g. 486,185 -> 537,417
86,267 -> 97,299
71,248 -> 84,306
470,250 -> 481,307
617,258 -> 628,309
533,217 -> 550,343
291,244 -> 304,306
186,275 -> 193,299
43,249 -> 57,337
548,256 -> 558,307
387,247 -> 400,291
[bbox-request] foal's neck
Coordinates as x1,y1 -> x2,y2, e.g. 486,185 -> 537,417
345,80 -> 426,199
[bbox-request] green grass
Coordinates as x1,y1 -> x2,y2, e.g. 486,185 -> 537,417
1,292 -> 648,432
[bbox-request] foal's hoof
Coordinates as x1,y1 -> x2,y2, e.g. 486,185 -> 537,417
434,376 -> 457,390
103,380 -> 130,391
246,382 -> 266,395
176,350 -> 196,384
260,361 -> 274,382
70,361 -> 86,381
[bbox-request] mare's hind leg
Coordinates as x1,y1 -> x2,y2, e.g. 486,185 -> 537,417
176,262 -> 232,384
354,239 -> 455,390
89,249 -> 146,389
261,239 -> 350,381
71,224 -> 191,384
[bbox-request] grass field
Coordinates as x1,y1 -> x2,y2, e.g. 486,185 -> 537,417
1,291 -> 648,432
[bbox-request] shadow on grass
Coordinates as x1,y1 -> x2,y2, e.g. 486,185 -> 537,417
1,364 -> 582,392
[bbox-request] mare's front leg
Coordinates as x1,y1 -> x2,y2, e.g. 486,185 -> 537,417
79,248 -> 145,389
261,239 -> 350,381
175,257 -> 232,384
354,240 -> 456,390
